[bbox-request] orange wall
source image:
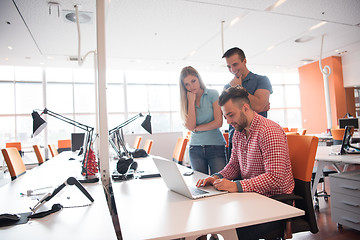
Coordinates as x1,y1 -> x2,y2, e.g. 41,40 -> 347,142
298,56 -> 346,134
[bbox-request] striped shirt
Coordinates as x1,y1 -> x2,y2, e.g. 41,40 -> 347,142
218,113 -> 294,197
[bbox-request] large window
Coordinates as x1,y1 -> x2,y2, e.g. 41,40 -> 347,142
0,65 -> 302,149
268,72 -> 302,129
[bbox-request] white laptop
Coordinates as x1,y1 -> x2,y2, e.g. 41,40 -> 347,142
153,157 -> 227,199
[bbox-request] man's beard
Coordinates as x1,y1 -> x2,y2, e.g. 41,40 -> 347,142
233,112 -> 247,132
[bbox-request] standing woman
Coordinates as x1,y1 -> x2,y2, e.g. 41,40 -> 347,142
179,66 -> 227,175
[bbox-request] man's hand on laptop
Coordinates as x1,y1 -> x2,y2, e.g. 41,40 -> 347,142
196,176 -> 218,187
213,179 -> 238,192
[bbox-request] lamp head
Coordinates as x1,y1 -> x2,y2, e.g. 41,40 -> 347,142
32,111 -> 47,137
141,114 -> 152,134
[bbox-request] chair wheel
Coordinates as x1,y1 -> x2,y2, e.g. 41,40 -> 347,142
324,196 -> 328,201
337,223 -> 342,229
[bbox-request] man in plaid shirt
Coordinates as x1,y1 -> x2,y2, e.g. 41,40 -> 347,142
196,86 -> 294,239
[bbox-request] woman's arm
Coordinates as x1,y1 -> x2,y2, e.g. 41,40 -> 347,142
184,91 -> 197,131
194,100 -> 223,132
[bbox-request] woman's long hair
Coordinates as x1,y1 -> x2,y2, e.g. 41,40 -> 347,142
179,66 -> 206,122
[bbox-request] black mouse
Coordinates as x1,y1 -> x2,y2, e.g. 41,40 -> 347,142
69,157 -> 75,160
0,213 -> 20,223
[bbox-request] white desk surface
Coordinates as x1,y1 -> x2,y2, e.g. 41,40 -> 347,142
0,152 -> 117,240
112,156 -> 304,240
312,146 -> 360,197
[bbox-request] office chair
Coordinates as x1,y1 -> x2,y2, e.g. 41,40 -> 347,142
58,139 -> 71,153
6,142 -> 23,157
33,145 -> 45,165
263,135 -> 319,239
301,129 -> 307,135
283,127 -> 289,132
331,128 -> 345,145
133,136 -> 142,149
48,144 -> 59,157
285,132 -> 299,136
143,139 -> 153,154
172,137 -> 188,165
290,128 -> 298,133
1,147 -> 27,181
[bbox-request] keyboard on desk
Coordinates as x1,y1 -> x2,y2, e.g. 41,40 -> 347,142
189,186 -> 209,196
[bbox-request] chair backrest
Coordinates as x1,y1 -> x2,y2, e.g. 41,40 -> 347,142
58,139 -> 71,153
283,127 -> 289,132
172,137 -> 188,164
289,128 -> 298,133
223,132 -> 229,148
331,128 -> 345,141
33,145 -> 45,165
185,131 -> 191,140
5,142 -> 22,151
285,132 -> 299,136
286,134 -> 319,234
133,136 -> 142,149
1,147 -> 26,180
143,139 -> 153,154
287,135 -> 319,182
48,144 -> 59,157
301,129 -> 307,135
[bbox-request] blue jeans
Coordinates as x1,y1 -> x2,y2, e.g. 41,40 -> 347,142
189,145 -> 227,175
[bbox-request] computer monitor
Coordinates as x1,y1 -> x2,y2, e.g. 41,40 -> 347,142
71,133 -> 85,152
338,118 -> 359,129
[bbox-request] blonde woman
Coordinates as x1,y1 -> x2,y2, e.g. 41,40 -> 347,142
179,66 -> 226,175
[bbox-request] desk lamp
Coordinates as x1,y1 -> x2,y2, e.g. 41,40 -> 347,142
32,108 -> 98,183
109,113 -> 152,178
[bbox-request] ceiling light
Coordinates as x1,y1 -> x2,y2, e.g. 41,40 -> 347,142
309,21 -> 327,31
63,10 -> 93,24
229,12 -> 249,27
230,17 -> 240,26
8,46 -> 12,50
266,46 -> 275,51
301,59 -> 314,63
265,0 -> 287,11
189,50 -> 196,57
294,35 -> 314,43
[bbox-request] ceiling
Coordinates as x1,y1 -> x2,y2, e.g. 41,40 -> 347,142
1,0 -> 360,73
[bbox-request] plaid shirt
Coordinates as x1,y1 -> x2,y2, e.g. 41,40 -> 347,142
219,113 -> 294,197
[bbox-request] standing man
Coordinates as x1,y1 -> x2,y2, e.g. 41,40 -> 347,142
196,86 -> 294,239
223,47 -> 273,159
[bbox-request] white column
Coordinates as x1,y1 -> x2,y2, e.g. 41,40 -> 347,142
96,0 -> 110,186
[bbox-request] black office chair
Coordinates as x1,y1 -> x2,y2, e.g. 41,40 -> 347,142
261,135 -> 319,239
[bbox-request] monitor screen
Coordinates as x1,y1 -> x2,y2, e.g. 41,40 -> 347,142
338,118 -> 359,129
71,133 -> 85,152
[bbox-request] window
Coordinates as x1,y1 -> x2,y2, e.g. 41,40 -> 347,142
0,65 -> 302,149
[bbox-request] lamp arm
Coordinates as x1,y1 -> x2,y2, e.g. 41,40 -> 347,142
42,108 -> 94,132
108,113 -> 143,135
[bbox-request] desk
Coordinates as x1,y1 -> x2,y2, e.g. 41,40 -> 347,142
312,146 -> 360,198
112,157 -> 304,240
0,152 -> 117,240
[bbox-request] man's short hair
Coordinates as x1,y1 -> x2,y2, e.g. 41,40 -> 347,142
219,86 -> 251,107
222,47 -> 246,61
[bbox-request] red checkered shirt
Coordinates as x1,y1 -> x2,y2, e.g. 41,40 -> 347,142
219,113 -> 294,197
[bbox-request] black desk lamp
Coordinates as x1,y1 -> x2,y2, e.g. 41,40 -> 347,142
32,108 -> 98,183
108,113 -> 152,178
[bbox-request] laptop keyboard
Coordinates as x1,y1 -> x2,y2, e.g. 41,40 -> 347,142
189,187 -> 209,196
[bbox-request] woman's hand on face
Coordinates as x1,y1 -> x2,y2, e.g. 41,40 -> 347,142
187,91 -> 196,104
